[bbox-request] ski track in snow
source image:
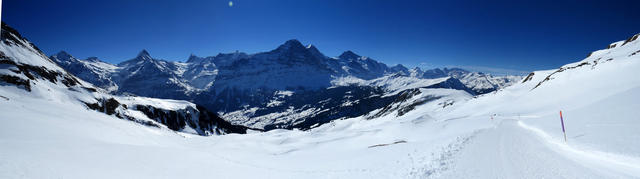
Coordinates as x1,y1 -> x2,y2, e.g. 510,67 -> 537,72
518,120 -> 640,177
437,118 -> 640,178
408,131 -> 478,178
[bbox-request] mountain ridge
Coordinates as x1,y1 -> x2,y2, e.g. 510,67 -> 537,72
50,38 -> 520,130
0,22 -> 252,135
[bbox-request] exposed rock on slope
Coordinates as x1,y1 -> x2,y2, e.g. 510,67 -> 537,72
0,22 -> 249,135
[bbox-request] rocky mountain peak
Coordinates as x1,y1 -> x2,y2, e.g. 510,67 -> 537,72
275,39 -> 306,52
52,50 -> 74,60
136,49 -> 152,60
338,50 -> 361,60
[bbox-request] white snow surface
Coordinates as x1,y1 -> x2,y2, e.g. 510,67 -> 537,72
331,74 -> 451,95
456,72 -> 522,93
2,33 -> 640,178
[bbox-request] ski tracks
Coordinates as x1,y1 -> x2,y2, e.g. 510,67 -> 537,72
433,119 -> 640,178
407,131 -> 479,178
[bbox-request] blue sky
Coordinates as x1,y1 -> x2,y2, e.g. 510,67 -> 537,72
3,0 -> 640,74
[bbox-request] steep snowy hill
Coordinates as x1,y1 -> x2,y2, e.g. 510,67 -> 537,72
0,22 -> 249,136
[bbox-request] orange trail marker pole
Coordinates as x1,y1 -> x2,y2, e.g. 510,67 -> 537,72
560,110 -> 567,143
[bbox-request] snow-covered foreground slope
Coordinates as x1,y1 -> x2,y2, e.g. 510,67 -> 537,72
2,21 -> 640,178
0,85 -> 486,178
2,79 -> 638,178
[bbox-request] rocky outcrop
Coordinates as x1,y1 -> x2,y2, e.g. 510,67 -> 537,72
83,97 -> 253,135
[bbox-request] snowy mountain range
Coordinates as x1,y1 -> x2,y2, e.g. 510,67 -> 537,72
0,21 -> 519,133
0,22 -> 251,135
50,38 -> 520,130
2,21 -> 640,178
407,67 -> 522,94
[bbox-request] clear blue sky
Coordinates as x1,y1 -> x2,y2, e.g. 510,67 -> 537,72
3,0 -> 640,74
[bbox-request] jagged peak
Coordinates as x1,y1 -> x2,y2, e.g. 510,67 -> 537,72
283,39 -> 303,46
50,51 -> 77,64
116,49 -> 154,66
54,50 -> 73,59
137,49 -> 151,58
305,44 -> 326,58
187,53 -> 201,63
306,44 -> 319,52
275,39 -> 306,51
339,50 -> 361,60
127,49 -> 154,63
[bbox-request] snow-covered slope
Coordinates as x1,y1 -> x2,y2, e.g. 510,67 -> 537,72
428,32 -> 640,177
455,72 -> 522,94
2,22 -> 640,178
410,67 -> 522,94
0,22 -> 249,136
331,73 -> 474,96
219,74 -> 473,130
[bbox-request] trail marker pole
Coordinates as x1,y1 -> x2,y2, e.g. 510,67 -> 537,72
560,110 -> 567,143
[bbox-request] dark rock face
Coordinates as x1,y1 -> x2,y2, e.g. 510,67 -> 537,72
0,52 -> 80,90
84,97 -> 252,135
84,98 -> 122,116
622,34 -> 639,46
84,98 -> 161,128
196,105 -> 255,134
0,74 -> 31,91
368,88 -> 434,118
522,72 -> 535,83
136,105 -> 188,131
425,77 -> 476,95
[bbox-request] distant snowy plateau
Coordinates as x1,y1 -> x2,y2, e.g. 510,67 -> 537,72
1,21 -> 640,178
